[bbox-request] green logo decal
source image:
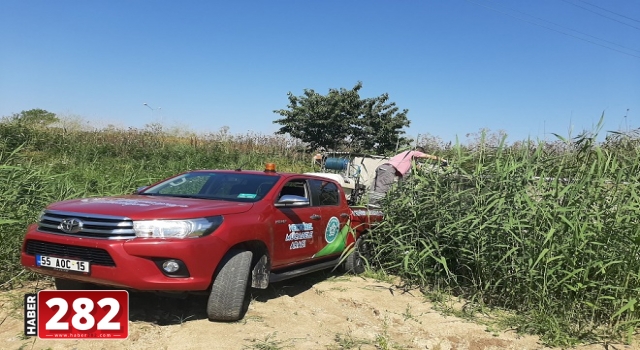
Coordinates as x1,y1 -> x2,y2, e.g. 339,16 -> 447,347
314,219 -> 350,258
325,217 -> 340,243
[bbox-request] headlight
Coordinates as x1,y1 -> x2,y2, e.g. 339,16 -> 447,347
133,216 -> 223,239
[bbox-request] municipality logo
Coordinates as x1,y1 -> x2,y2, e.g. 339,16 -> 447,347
325,217 -> 340,243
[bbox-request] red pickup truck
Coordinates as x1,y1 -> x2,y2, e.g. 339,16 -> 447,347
20,164 -> 382,321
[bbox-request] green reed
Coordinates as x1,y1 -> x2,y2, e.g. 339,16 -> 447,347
370,130 -> 640,346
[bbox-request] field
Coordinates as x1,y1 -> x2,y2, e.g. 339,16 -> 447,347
1,274 -> 619,350
1,120 -> 639,347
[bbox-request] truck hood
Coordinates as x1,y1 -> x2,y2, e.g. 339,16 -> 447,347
46,195 -> 254,220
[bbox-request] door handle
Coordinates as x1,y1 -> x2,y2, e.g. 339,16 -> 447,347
340,213 -> 350,218
310,214 -> 322,220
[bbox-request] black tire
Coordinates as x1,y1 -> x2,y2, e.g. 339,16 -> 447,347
54,278 -> 95,290
344,236 -> 369,274
206,249 -> 253,322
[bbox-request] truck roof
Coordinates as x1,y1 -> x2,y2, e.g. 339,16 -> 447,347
188,169 -> 341,182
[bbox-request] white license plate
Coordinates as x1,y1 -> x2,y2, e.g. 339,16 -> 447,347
36,255 -> 90,273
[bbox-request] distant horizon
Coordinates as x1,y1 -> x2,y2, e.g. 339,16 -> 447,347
5,109 -> 628,148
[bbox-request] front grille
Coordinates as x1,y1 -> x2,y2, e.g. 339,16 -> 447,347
38,210 -> 135,239
25,240 -> 116,267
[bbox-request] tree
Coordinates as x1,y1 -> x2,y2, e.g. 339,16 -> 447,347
273,82 -> 411,154
7,109 -> 59,126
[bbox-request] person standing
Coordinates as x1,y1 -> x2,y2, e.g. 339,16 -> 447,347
368,147 -> 447,206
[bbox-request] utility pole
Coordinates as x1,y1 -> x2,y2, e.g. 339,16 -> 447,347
143,103 -> 162,124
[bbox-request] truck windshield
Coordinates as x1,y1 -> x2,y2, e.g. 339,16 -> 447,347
140,172 -> 280,202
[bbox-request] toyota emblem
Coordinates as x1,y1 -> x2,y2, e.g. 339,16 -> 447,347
58,218 -> 84,234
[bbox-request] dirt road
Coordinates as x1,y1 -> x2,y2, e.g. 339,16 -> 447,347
0,273 -> 634,350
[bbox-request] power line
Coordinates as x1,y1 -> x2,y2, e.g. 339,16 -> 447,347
480,0 -> 640,54
575,0 -> 640,24
464,0 -> 640,59
560,0 -> 640,31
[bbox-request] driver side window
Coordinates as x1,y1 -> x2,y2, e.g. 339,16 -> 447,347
278,180 -> 308,200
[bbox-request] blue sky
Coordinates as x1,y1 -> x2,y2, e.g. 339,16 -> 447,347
1,0 -> 638,144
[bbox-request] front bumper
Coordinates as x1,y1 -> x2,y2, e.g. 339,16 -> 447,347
20,224 -> 230,291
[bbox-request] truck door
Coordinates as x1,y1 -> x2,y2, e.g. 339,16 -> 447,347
271,179 -> 323,267
308,179 -> 352,259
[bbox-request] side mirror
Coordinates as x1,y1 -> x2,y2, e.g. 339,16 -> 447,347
275,195 -> 310,207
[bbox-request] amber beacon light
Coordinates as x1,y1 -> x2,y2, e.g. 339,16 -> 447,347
264,163 -> 276,172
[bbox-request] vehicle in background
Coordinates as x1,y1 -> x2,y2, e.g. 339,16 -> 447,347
308,150 -> 446,205
307,152 -> 390,205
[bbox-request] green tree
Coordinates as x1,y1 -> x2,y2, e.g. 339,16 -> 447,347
6,109 -> 58,126
273,82 -> 411,154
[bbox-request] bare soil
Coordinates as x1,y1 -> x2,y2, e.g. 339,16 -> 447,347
0,272 -> 636,350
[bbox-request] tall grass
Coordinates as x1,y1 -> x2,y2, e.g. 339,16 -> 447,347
370,128 -> 640,345
0,145 -> 72,288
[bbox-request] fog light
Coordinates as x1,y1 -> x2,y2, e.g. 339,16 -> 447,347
162,260 -> 180,273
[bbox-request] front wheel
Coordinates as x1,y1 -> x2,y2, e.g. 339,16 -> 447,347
206,249 -> 253,322
344,236 -> 369,274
